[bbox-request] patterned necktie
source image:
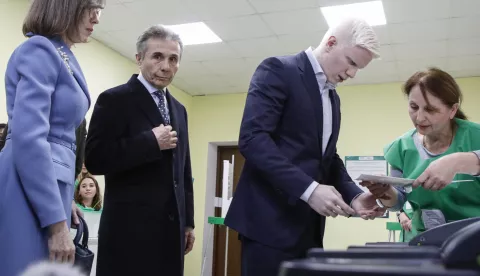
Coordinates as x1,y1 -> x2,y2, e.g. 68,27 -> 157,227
154,91 -> 170,125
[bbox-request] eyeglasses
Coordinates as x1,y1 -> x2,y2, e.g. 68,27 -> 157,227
89,8 -> 102,19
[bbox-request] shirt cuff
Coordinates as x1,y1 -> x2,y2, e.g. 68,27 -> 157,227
300,181 -> 319,202
382,188 -> 407,212
349,192 -> 362,207
473,150 -> 480,176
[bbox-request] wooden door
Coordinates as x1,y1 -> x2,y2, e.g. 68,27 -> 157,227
213,146 -> 244,276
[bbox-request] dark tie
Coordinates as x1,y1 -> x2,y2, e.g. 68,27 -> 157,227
154,91 -> 170,125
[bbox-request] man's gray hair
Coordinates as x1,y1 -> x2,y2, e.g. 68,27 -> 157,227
136,24 -> 184,59
20,261 -> 86,276
320,17 -> 380,59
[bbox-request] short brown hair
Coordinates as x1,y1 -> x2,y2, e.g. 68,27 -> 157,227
23,0 -> 106,42
403,67 -> 467,120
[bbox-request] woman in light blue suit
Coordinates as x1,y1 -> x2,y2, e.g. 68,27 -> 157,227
0,1 -> 104,275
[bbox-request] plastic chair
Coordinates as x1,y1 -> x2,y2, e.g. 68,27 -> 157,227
387,222 -> 402,242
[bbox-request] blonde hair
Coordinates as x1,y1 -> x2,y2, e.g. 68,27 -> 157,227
320,17 -> 380,59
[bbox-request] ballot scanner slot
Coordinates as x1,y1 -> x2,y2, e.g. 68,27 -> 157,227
365,242 -> 408,246
311,257 -> 443,267
279,260 -> 480,276
308,247 -> 441,259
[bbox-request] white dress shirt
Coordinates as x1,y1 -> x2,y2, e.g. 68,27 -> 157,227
137,73 -> 170,115
300,47 -> 335,202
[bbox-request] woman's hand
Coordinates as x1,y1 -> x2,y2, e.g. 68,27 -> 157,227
71,201 -> 83,227
48,221 -> 75,263
351,193 -> 387,220
359,181 -> 392,200
413,155 -> 456,190
399,212 -> 412,232
414,152 -> 479,190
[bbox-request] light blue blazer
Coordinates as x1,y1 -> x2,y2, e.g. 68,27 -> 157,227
0,34 -> 90,276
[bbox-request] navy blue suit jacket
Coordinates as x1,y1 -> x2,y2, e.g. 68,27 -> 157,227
224,51 -> 363,252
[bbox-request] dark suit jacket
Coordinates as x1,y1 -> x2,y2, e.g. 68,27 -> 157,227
85,75 -> 194,276
0,123 -> 7,151
75,119 -> 87,178
224,52 -> 363,253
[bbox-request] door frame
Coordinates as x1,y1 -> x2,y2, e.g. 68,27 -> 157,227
201,141 -> 237,276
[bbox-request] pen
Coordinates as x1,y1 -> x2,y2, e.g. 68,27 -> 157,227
403,180 -> 474,193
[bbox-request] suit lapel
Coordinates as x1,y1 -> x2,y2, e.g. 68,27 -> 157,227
69,56 -> 91,106
128,75 -> 165,127
54,40 -> 91,107
296,52 -> 323,156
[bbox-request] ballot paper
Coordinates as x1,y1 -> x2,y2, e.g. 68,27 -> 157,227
355,174 -> 415,187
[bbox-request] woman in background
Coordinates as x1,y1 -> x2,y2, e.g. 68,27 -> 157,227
362,67 -> 480,240
0,0 -> 104,275
74,175 -> 103,211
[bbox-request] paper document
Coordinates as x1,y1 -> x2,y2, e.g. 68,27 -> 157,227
345,156 -> 390,217
356,174 -> 415,187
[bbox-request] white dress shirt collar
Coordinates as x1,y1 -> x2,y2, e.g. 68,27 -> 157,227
304,47 -> 336,92
137,73 -> 166,94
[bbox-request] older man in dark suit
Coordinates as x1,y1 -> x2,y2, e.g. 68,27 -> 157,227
85,25 -> 194,276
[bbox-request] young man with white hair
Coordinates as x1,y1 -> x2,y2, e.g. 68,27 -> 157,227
224,17 -> 385,275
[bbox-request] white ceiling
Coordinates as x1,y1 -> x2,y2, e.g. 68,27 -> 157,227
92,0 -> 480,96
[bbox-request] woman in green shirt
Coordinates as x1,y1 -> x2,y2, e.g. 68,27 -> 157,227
362,67 -> 480,241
